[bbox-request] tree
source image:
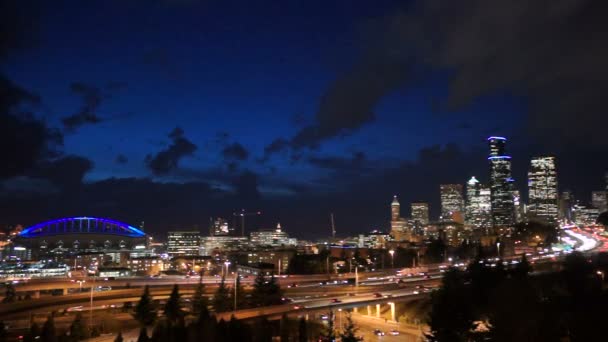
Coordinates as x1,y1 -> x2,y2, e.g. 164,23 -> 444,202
133,285 -> 157,326
298,317 -> 307,342
137,326 -> 148,342
598,211 -> 608,226
114,332 -> 123,342
265,274 -> 283,305
68,313 -> 88,341
41,314 -> 57,342
251,272 -> 267,307
164,284 -> 183,323
2,284 -> 16,303
339,312 -> 361,342
213,276 -> 231,312
191,281 -> 208,316
280,314 -> 290,342
513,254 -> 532,279
25,321 -> 41,342
0,321 -> 7,342
320,310 -> 336,342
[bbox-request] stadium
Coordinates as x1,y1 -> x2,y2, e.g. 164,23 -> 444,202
15,217 -> 147,255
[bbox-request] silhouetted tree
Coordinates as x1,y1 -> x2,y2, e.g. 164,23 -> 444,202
68,313 -> 88,341
114,332 -> 123,342
298,317 -> 307,342
230,275 -> 246,310
137,326 -> 148,342
339,312 -> 361,342
513,254 -> 532,279
164,284 -> 184,323
0,321 -> 7,342
320,310 -> 336,342
2,284 -> 16,303
191,281 -> 208,316
133,285 -> 157,326
280,314 -> 290,342
24,321 -> 41,342
41,314 -> 57,342
213,276 -> 231,312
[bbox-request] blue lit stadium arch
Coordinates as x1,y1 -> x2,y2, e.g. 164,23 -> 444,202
19,217 -> 146,239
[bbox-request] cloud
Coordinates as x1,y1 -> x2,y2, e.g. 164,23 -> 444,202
222,142 -> 249,161
62,82 -> 104,131
28,155 -> 93,191
397,0 -> 608,148
145,127 -> 197,175
308,151 -> 367,172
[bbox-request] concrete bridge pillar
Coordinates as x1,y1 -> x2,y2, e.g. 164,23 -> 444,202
353,307 -> 357,313
367,305 -> 372,316
389,302 -> 396,322
63,288 -> 68,295
376,304 -> 381,318
33,291 -> 40,299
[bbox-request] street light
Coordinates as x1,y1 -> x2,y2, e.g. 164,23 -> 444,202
597,270 -> 604,282
76,280 -> 85,292
389,250 -> 395,268
338,308 -> 343,331
224,261 -> 231,277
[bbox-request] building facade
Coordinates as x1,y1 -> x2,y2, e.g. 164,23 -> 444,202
250,223 -> 296,247
167,231 -> 201,257
592,191 -> 607,213
528,156 -> 559,223
390,196 -> 409,241
411,202 -> 430,225
440,184 -> 465,223
465,176 -> 492,231
488,137 -> 515,228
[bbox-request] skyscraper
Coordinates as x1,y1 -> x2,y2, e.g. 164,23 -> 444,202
411,202 -> 430,225
592,191 -> 607,213
390,196 -> 407,239
210,217 -> 230,236
528,156 -> 559,223
465,176 -> 492,231
559,191 -> 574,221
488,136 -> 515,228
440,184 -> 465,223
167,231 -> 201,257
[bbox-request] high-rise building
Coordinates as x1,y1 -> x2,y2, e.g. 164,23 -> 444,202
527,156 -> 559,223
591,191 -> 607,213
465,176 -> 492,231
411,202 -> 429,225
488,136 -> 515,228
167,231 -> 201,257
559,191 -> 574,221
440,184 -> 464,223
390,196 -> 408,240
210,217 -> 230,236
250,223 -> 296,247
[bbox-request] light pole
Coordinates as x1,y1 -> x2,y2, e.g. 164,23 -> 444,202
389,250 -> 395,268
338,308 -> 343,331
77,280 -> 85,292
234,272 -> 238,312
89,274 -> 95,329
224,261 -> 231,278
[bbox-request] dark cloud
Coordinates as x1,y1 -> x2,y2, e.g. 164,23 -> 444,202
115,154 -> 128,164
0,77 -> 63,180
395,0 -> 608,148
222,142 -> 249,161
29,156 -> 93,191
62,82 -> 104,131
140,48 -> 182,80
308,151 -> 367,172
145,127 -> 197,175
233,170 -> 261,202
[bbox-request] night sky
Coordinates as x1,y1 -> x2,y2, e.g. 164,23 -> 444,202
1,0 -> 607,239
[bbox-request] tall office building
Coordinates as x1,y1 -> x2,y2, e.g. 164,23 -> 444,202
488,136 -> 515,228
465,177 -> 492,230
167,231 -> 201,257
390,196 -> 408,240
592,191 -> 607,213
411,202 -> 430,225
528,156 -> 559,223
440,184 -> 465,223
559,191 -> 574,221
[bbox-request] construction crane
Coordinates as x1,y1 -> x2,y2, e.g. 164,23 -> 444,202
233,209 -> 262,237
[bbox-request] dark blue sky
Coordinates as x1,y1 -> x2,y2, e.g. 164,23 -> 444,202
1,0 -> 606,237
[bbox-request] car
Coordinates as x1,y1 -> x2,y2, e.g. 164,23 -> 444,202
330,298 -> 342,303
287,283 -> 298,288
389,330 -> 400,336
413,290 -> 420,294
373,293 -> 383,298
347,293 -> 356,297
96,286 -> 112,292
320,314 -> 329,321
373,329 -> 385,336
383,294 -> 393,298
425,275 -> 432,279
282,297 -> 294,303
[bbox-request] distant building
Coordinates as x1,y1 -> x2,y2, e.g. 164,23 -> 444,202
440,184 -> 465,223
573,204 -> 600,226
465,176 -> 492,231
247,249 -> 294,274
250,223 -> 296,247
358,230 -> 392,249
209,217 -> 231,236
199,236 -> 248,256
528,156 -> 559,223
488,136 -> 515,228
126,256 -> 166,276
411,202 -> 430,225
592,191 -> 607,213
390,196 -> 409,241
559,191 -> 574,221
167,231 -> 201,257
